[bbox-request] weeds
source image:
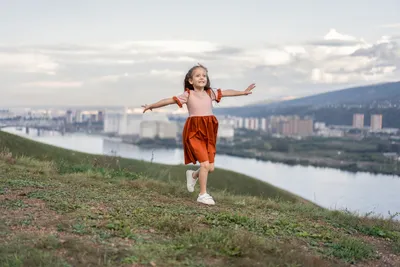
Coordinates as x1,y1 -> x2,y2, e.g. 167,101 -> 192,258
1,131 -> 400,266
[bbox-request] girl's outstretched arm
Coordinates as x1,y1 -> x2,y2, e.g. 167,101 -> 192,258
142,97 -> 175,113
221,83 -> 256,97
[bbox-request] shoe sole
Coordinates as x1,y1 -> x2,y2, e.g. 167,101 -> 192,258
197,200 -> 215,205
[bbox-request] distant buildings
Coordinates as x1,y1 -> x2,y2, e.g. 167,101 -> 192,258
66,110 -> 73,124
352,113 -> 364,128
104,108 -> 178,140
140,121 -> 177,139
314,122 -> 344,137
351,113 -> 383,131
103,111 -> 124,134
277,116 -> 314,137
75,110 -> 83,123
217,117 -> 235,139
64,109 -> 104,124
215,115 -> 314,137
370,114 -> 383,131
0,109 -> 14,119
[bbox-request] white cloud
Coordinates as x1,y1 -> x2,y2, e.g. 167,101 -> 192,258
110,40 -> 219,54
148,69 -> 184,77
0,30 -> 399,107
321,56 -> 373,73
90,73 -> 129,83
154,56 -> 196,62
0,52 -> 58,75
257,49 -> 292,66
324,28 -> 358,41
283,46 -> 308,58
311,64 -> 397,84
127,69 -> 185,80
380,23 -> 400,29
298,29 -> 399,85
20,81 -> 83,88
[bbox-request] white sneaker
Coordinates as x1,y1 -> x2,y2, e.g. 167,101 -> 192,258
186,170 -> 197,192
197,193 -> 215,205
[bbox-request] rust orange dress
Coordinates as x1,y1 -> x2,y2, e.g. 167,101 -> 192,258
173,88 -> 222,165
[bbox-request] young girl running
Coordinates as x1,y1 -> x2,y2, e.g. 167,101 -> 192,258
142,64 -> 256,205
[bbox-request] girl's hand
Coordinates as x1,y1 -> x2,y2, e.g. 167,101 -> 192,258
244,83 -> 256,95
142,104 -> 152,113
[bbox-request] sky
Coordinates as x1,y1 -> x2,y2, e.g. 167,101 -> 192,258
0,0 -> 399,108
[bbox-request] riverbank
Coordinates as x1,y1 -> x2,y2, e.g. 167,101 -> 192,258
217,147 -> 400,176
133,136 -> 400,177
1,131 -> 400,266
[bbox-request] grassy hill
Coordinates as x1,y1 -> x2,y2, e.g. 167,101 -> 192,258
1,131 -> 400,266
0,131 -> 299,202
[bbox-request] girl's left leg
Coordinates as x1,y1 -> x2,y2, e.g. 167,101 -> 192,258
209,163 -> 215,172
186,168 -> 198,192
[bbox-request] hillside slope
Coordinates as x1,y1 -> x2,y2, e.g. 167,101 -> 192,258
1,132 -> 400,266
0,131 -> 299,202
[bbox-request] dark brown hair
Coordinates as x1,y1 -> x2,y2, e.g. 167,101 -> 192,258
183,64 -> 211,91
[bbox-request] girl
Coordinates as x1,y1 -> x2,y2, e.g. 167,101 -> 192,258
142,64 -> 256,205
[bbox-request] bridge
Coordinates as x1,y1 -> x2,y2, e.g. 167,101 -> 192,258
0,119 -> 66,135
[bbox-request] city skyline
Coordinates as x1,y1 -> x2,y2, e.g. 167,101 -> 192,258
1,1 -> 399,108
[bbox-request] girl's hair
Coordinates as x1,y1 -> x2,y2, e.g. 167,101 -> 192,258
183,63 -> 211,91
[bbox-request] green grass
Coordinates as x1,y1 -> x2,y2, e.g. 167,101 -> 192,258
1,131 -> 400,266
0,130 -> 301,202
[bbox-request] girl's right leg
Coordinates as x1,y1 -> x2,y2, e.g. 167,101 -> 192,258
196,161 -> 215,205
188,162 -> 215,193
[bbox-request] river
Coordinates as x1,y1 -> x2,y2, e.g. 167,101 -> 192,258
2,127 -> 400,219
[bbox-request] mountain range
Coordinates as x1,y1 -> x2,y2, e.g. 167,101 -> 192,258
214,81 -> 400,118
213,81 -> 400,128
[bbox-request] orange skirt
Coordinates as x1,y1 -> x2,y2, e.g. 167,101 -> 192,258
182,115 -> 219,165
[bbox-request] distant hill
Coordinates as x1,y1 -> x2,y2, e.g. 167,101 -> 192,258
215,81 -> 400,118
272,81 -> 400,107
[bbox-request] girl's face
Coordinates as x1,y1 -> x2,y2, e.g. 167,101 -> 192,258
189,67 -> 208,89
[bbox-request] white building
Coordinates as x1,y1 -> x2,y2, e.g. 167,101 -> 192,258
217,117 -> 235,127
370,114 -> 383,131
314,122 -> 326,130
140,121 -> 158,138
218,123 -> 234,139
66,110 -> 73,124
104,108 -> 144,135
234,117 -> 244,128
244,117 -> 259,130
104,111 -> 122,133
316,128 -> 344,137
260,118 -> 267,131
119,112 -> 143,135
75,110 -> 83,123
212,117 -> 235,140
140,120 -> 178,139
216,115 -> 244,129
352,113 -> 364,128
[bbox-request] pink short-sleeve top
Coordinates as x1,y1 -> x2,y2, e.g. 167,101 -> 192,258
173,88 -> 222,117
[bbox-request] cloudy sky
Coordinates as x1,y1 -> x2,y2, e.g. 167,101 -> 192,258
1,0 -> 399,109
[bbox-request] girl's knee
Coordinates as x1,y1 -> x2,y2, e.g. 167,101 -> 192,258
200,161 -> 211,171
